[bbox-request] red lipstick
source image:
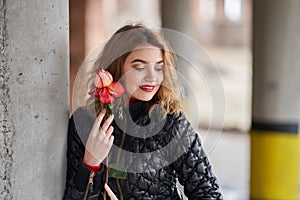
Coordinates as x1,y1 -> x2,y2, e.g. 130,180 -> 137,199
139,85 -> 155,92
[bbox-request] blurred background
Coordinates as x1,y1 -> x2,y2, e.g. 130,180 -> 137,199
2,0 -> 298,198
70,0 -> 252,199
70,0 -> 251,132
69,0 -> 300,199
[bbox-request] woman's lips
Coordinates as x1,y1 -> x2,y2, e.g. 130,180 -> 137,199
139,85 -> 155,92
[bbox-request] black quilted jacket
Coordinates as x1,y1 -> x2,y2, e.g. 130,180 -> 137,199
63,101 -> 223,200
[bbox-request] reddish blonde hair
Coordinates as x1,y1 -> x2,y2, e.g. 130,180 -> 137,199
94,24 -> 183,116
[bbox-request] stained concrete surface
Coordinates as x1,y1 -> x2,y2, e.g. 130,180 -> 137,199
0,0 -> 69,199
206,131 -> 250,200
177,131 -> 250,200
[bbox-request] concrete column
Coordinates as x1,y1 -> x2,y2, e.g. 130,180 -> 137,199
161,0 -> 192,35
0,0 -> 69,199
251,0 -> 300,199
161,0 -> 195,120
160,0 -> 225,135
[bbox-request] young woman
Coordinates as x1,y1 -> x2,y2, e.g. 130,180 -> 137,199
63,24 -> 223,200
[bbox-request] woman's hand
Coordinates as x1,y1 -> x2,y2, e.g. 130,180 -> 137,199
104,183 -> 118,200
83,109 -> 114,166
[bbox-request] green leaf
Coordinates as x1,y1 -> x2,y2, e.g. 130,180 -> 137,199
107,104 -> 114,115
95,99 -> 101,104
92,100 -> 101,115
107,163 -> 127,179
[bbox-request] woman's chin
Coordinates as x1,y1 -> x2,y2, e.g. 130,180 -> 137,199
130,93 -> 155,102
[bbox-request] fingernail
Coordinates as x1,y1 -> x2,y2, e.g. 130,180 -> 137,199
101,108 -> 106,113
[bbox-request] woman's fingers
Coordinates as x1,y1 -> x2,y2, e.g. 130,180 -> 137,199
104,183 -> 118,200
98,126 -> 114,146
92,109 -> 106,136
91,109 -> 114,137
84,109 -> 116,166
109,135 -> 114,145
106,126 -> 114,136
101,114 -> 114,132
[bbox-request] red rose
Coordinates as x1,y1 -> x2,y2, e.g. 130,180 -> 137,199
89,69 -> 125,104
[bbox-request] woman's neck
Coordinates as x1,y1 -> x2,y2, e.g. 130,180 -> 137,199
121,95 -> 138,106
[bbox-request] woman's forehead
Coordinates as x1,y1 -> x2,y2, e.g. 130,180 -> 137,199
127,45 -> 163,61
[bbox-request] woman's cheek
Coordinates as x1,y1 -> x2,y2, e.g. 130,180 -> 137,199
158,72 -> 164,84
125,79 -> 138,95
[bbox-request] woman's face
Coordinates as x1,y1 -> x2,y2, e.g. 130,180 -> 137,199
122,44 -> 164,101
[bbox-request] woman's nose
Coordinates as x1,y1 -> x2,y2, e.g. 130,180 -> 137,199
144,67 -> 156,82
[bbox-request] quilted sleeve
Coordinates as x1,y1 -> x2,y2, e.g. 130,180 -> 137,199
62,114 -> 105,200
171,113 -> 223,200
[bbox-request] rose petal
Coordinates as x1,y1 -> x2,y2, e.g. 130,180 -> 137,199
99,88 -> 115,104
108,82 -> 126,97
88,87 -> 97,96
94,73 -> 104,88
95,88 -> 102,97
95,68 -> 113,88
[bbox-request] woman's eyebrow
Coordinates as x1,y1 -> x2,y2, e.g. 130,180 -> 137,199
131,59 -> 147,64
156,60 -> 164,64
131,59 -> 164,64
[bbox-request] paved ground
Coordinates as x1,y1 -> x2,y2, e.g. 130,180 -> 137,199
206,130 -> 250,199
178,130 -> 250,200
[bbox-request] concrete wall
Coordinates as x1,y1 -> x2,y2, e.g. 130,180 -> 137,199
252,0 -> 300,123
0,0 -> 69,199
250,0 -> 300,199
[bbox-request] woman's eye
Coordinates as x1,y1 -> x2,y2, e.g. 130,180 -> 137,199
155,65 -> 164,71
133,65 -> 145,71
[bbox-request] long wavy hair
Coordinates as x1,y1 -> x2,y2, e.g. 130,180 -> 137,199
93,24 -> 183,116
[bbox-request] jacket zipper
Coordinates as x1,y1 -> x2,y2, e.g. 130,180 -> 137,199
83,171 -> 96,200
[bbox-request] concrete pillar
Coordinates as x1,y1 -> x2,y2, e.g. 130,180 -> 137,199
161,0 -> 195,120
0,0 -> 69,199
251,0 -> 300,199
160,0 -> 225,138
161,0 -> 192,35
